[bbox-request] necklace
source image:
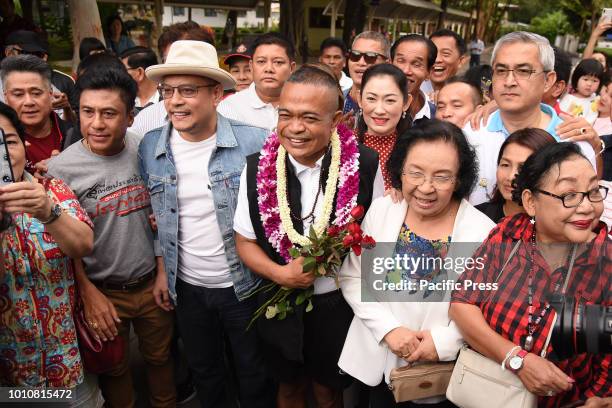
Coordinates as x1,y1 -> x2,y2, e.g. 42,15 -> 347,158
83,138 -> 126,154
285,149 -> 329,225
256,123 -> 360,262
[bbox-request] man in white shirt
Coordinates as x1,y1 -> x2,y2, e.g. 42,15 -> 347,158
463,31 -> 597,205
234,65 -> 384,408
217,33 -> 296,131
120,46 -> 160,113
318,37 -> 353,93
139,40 -> 274,408
391,34 -> 437,122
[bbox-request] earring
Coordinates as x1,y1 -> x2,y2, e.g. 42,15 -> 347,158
402,111 -> 407,119
530,216 -> 535,225
358,108 -> 363,117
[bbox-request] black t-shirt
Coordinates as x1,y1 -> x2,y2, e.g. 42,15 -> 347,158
475,200 -> 505,224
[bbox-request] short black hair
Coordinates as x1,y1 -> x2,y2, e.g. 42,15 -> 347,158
387,119 -> 478,200
463,64 -> 493,97
430,29 -> 466,55
443,76 -> 483,106
320,37 -> 347,55
250,32 -> 295,61
0,101 -> 26,143
0,54 -> 52,87
79,37 -> 106,61
570,58 -> 606,92
75,65 -> 137,113
552,46 -> 571,84
357,63 -> 412,140
286,63 -> 343,110
77,51 -> 125,77
391,34 -> 437,70
120,46 -> 158,70
512,142 -> 586,206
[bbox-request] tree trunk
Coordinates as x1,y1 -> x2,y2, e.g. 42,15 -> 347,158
343,0 -> 369,48
473,0 -> 481,39
68,0 -> 104,73
280,0 -> 305,58
437,0 -> 449,30
222,10 -> 238,51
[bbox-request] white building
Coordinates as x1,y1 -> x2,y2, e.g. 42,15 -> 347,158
162,5 -> 279,28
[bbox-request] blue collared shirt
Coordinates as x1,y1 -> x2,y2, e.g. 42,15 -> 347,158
486,103 -> 563,139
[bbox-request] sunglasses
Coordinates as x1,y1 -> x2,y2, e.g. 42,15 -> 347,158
347,50 -> 386,64
7,46 -> 46,59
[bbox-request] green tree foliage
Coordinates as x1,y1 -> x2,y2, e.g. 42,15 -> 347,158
529,11 -> 572,43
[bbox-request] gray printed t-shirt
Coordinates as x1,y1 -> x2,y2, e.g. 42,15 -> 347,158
47,131 -> 156,282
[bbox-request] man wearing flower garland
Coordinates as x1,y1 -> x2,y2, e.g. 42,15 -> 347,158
234,64 -> 384,408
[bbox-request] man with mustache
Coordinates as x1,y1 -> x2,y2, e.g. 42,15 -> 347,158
217,33 -> 296,131
234,64 -> 384,408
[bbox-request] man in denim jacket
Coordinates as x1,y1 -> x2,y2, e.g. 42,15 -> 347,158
138,40 -> 274,408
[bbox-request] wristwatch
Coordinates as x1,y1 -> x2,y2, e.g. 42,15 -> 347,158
508,349 -> 528,372
41,203 -> 62,225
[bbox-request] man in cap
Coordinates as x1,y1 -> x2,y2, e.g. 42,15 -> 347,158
224,42 -> 253,94
139,40 -> 274,408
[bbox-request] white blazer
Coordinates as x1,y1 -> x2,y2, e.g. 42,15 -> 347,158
338,196 -> 496,387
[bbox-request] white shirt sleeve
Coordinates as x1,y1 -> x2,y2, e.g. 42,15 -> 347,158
233,167 -> 257,240
372,164 -> 385,200
575,140 -> 597,171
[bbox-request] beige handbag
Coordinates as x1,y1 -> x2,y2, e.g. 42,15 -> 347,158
389,361 -> 455,402
446,241 -> 572,408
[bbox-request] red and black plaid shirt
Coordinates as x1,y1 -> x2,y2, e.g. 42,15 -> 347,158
452,214 -> 611,407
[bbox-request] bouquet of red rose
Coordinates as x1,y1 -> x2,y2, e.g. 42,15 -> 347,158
248,205 -> 375,328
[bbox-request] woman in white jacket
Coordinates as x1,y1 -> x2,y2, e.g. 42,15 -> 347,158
339,120 -> 496,407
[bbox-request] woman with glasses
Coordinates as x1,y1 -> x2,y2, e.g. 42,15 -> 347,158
476,128 -> 556,223
339,120 -> 495,407
450,142 -> 610,407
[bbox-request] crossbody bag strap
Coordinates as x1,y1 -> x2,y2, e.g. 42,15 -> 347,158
494,240 -> 522,283
541,244 -> 577,358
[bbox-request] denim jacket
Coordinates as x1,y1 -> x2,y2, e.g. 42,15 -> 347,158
138,114 -> 267,302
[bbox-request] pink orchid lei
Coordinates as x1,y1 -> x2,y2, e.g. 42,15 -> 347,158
256,123 -> 360,263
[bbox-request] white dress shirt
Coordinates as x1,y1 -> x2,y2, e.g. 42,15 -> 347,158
234,153 -> 385,294
129,100 -> 168,136
339,71 -> 353,94
414,90 -> 433,121
217,82 -> 278,131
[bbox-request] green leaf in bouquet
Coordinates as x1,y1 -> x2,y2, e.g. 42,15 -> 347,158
313,248 -> 325,257
296,291 -> 306,305
302,256 -> 316,272
278,311 -> 287,320
305,299 -> 313,313
277,301 -> 286,312
309,225 -> 318,241
289,247 -> 301,258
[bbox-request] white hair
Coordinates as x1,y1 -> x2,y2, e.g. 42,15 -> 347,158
491,31 -> 555,72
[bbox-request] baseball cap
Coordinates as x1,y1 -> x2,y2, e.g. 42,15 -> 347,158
5,30 -> 48,54
223,42 -> 251,66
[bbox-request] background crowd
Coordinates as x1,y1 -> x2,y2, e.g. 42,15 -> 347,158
0,5 -> 610,408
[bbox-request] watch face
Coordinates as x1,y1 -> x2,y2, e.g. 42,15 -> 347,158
509,356 -> 522,370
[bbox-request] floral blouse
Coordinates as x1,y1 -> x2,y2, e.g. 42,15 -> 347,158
0,174 -> 93,387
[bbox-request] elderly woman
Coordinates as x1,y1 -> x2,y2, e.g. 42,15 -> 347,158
475,128 -> 556,223
339,119 -> 496,407
0,103 -> 95,391
450,142 -> 611,407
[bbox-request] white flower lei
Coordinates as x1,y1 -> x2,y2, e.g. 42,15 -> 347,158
275,131 -> 341,247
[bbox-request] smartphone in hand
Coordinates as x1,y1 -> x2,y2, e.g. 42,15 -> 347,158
0,128 -> 15,186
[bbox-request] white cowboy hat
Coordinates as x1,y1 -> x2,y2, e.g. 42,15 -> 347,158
146,40 -> 236,90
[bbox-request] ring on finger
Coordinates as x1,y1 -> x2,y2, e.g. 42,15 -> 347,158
401,352 -> 411,358
88,320 -> 98,330
580,127 -> 587,135
546,390 -> 554,397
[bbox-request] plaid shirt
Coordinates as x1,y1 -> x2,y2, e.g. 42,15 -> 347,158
452,214 -> 611,406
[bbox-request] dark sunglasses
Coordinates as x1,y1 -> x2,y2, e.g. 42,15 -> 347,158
347,50 -> 386,64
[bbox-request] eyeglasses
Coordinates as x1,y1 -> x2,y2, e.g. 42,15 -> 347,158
402,171 -> 455,190
534,186 -> 609,208
6,46 -> 46,59
492,67 -> 548,80
347,50 -> 387,64
157,84 -> 217,99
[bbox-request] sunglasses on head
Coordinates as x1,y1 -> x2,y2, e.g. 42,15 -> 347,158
347,50 -> 386,64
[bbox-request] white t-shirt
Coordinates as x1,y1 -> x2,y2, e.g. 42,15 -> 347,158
217,82 -> 278,131
129,100 -> 168,137
558,93 -> 599,124
234,154 -> 385,294
170,128 -> 233,288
